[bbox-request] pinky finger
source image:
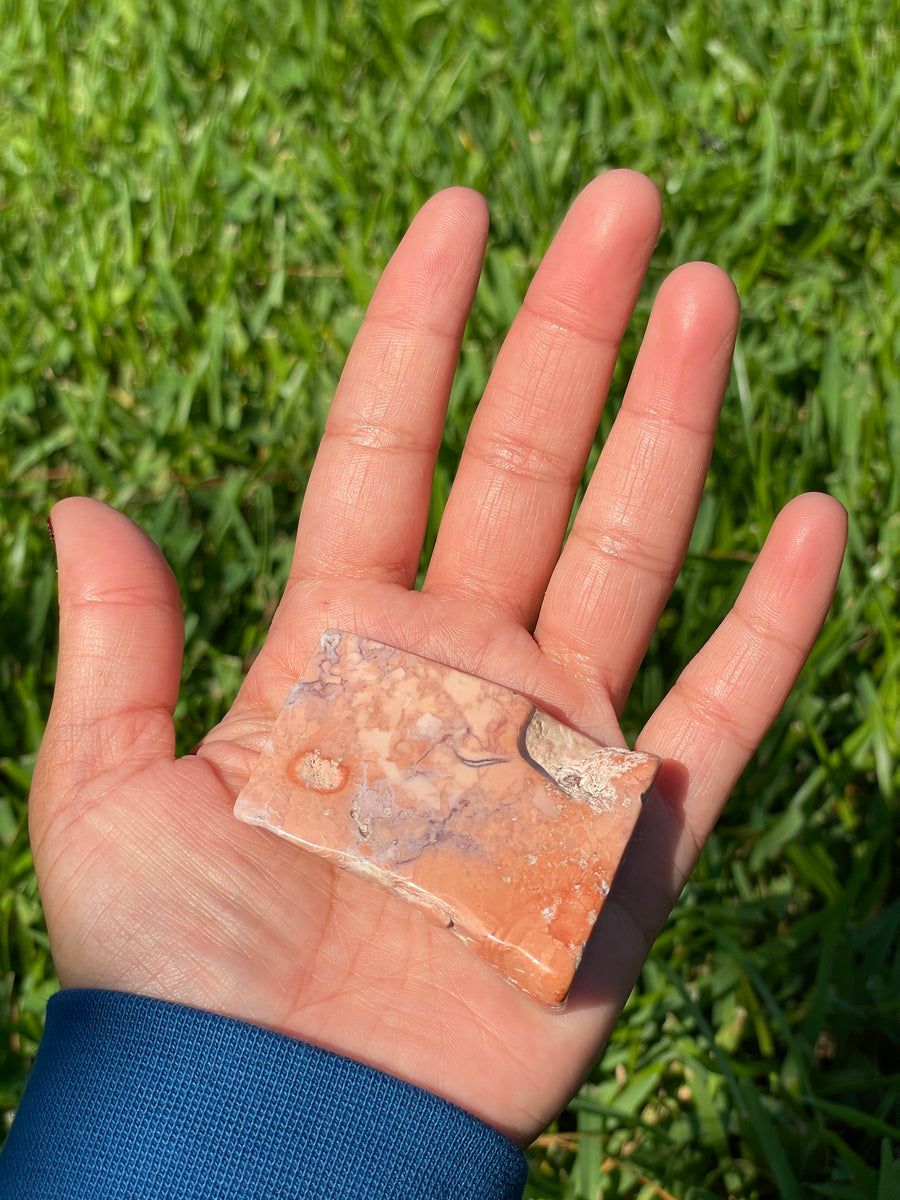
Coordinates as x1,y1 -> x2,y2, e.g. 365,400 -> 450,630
637,492 -> 847,898
566,493 -> 846,1015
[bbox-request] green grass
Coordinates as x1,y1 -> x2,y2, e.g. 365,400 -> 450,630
1,0 -> 897,1194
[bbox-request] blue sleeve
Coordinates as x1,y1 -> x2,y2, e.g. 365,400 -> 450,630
0,990 -> 526,1199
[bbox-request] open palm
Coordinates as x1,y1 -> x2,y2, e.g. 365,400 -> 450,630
29,172 -> 845,1145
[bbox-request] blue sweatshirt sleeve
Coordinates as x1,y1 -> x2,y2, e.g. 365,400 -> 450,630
0,990 -> 527,1199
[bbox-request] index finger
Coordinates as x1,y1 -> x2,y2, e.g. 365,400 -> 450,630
290,188 -> 488,590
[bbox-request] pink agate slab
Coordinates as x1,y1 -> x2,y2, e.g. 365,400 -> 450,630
234,631 -> 659,1007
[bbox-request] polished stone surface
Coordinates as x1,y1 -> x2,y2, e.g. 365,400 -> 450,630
235,631 -> 659,1007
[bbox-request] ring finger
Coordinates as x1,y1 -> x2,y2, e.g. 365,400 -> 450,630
535,261 -> 740,717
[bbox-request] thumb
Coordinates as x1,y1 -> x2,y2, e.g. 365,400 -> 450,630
33,497 -> 184,819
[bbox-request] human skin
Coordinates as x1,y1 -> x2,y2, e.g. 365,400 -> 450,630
29,170 -> 846,1144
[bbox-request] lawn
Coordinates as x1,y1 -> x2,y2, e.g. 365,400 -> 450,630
1,0 -> 897,1195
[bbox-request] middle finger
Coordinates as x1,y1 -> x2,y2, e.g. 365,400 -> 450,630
422,170 -> 662,627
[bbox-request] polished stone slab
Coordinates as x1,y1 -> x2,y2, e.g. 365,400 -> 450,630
234,631 -> 659,1007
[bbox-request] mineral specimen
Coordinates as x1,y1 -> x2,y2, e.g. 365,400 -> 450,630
234,631 -> 659,1007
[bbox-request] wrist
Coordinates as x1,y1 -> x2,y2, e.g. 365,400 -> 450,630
1,989 -> 527,1199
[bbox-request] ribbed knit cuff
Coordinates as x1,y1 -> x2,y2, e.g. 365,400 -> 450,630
0,990 -> 526,1199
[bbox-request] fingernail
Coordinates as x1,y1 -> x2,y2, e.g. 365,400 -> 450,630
47,514 -> 56,546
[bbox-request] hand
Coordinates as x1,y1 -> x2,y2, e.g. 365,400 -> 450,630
29,171 -> 846,1144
